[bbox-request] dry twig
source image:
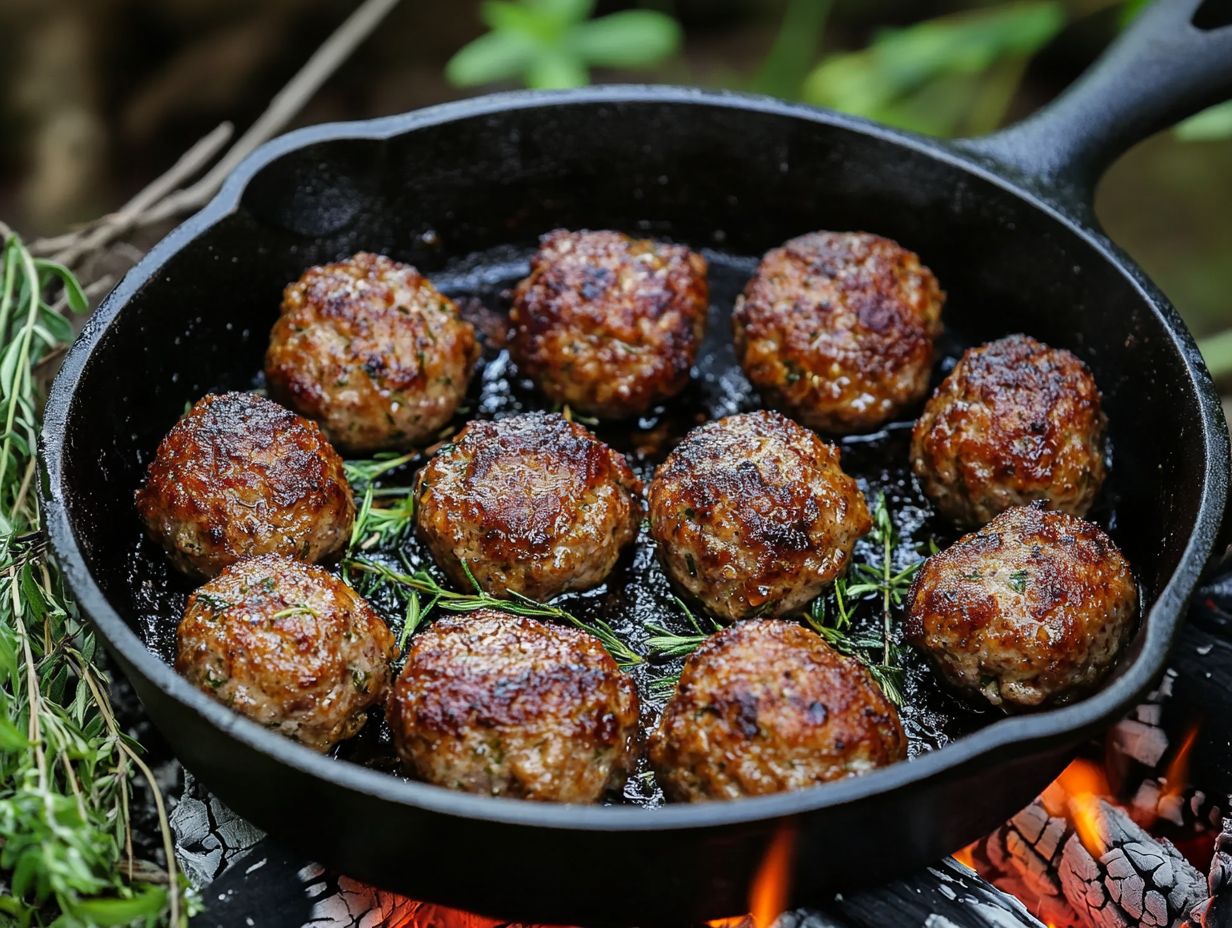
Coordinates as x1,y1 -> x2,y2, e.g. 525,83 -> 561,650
26,0 -> 403,285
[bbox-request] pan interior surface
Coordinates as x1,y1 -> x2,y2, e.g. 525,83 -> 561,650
53,94 -> 1213,834
125,243 -> 1003,803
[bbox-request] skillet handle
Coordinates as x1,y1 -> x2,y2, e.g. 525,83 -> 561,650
957,0 -> 1232,210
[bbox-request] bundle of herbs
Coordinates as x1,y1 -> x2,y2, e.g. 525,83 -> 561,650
0,231 -> 194,926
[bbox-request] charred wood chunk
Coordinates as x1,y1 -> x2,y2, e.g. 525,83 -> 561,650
1057,799 -> 1206,928
973,799 -> 1080,927
807,857 -> 1045,928
168,772 -> 265,889
1190,816 -> 1232,928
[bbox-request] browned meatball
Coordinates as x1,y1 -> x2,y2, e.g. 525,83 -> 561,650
509,229 -> 709,419
265,252 -> 480,453
649,620 -> 906,801
176,554 -> 395,751
733,231 -> 944,434
414,412 -> 642,601
905,503 -> 1137,710
910,334 -> 1107,527
388,609 -> 639,801
647,410 -> 870,623
135,392 -> 354,579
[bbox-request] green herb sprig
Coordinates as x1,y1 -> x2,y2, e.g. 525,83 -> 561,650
644,493 -> 927,707
346,556 -> 642,669
343,450 -> 418,487
0,231 -> 194,925
446,0 -> 682,90
843,493 -> 926,667
348,484 -> 416,552
805,579 -> 905,707
644,594 -> 718,660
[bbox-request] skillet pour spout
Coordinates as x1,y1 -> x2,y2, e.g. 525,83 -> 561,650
40,1 -> 1232,923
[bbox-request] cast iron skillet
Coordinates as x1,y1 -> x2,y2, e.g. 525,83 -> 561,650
41,1 -> 1232,923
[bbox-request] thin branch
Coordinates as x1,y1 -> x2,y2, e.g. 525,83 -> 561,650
29,123 -> 234,262
28,0 -> 403,275
145,0 -> 403,225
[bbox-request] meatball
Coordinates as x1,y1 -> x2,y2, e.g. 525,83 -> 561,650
265,252 -> 480,453
415,412 -> 642,600
910,334 -> 1107,527
733,231 -> 944,434
649,620 -> 906,801
905,503 -> 1137,710
647,410 -> 870,623
176,554 -> 395,751
135,392 -> 354,579
509,229 -> 709,419
388,609 -> 639,802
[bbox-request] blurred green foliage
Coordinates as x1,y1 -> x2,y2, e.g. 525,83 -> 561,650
446,0 -> 681,89
1176,101 -> 1232,141
748,0 -> 832,100
801,1 -> 1064,136
446,0 -> 1232,143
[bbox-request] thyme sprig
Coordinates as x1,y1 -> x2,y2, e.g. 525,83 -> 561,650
345,556 -> 643,669
0,232 -> 194,925
644,493 -> 927,707
844,493 -> 926,667
348,483 -> 416,552
806,580 -> 906,707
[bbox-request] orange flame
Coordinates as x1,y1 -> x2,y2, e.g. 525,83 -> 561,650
750,825 -> 797,928
1163,724 -> 1200,799
1043,758 -> 1111,856
708,823 -> 798,928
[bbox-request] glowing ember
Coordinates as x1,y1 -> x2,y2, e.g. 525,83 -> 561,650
951,844 -> 976,869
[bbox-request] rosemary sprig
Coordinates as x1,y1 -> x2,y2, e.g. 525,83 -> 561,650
644,625 -> 708,660
844,493 -> 922,667
342,450 -> 418,487
345,556 -> 643,669
644,595 -> 718,661
0,231 -> 194,925
648,673 -> 683,702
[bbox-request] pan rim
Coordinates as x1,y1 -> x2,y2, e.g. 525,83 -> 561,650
41,84 -> 1230,833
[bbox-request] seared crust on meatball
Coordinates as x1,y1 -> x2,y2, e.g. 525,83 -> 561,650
265,252 -> 480,453
388,609 -> 639,801
414,412 -> 643,600
649,620 -> 906,801
905,503 -> 1137,710
911,334 -> 1107,527
135,392 -> 354,579
648,410 -> 870,623
176,554 -> 395,751
733,231 -> 943,433
509,229 -> 709,418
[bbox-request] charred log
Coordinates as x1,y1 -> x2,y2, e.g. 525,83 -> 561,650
1058,798 -> 1206,928
796,857 -> 1046,927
